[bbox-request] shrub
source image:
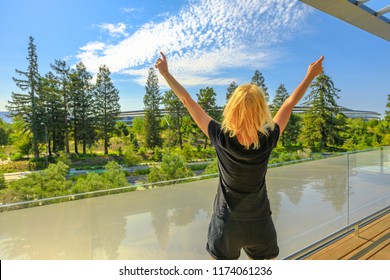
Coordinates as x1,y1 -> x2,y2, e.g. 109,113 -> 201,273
0,173 -> 6,190
56,151 -> 71,165
148,154 -> 193,183
137,147 -> 148,160
29,157 -> 46,170
123,145 -> 142,166
69,173 -> 87,182
70,154 -> 118,169
0,187 -> 19,206
71,161 -> 128,193
189,163 -> 209,171
152,146 -> 163,162
0,153 -> 8,161
177,144 -> 194,161
9,161 -> 71,200
10,152 -> 23,161
72,173 -> 106,193
134,167 -> 150,176
297,148 -> 312,159
103,161 -> 128,188
0,160 -> 30,173
200,147 -> 216,159
117,147 -> 123,156
382,134 -> 390,146
203,158 -> 218,174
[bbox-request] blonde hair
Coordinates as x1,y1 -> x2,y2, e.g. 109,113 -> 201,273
222,83 -> 275,149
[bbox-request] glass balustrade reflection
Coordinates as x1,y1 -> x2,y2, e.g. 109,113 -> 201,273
0,147 -> 389,259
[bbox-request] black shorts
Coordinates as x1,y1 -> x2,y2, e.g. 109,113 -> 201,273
206,214 -> 279,260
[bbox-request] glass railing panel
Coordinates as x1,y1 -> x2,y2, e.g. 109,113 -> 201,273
268,155 -> 348,258
89,179 -> 216,260
347,147 -> 390,224
0,147 -> 389,260
0,177 -> 219,260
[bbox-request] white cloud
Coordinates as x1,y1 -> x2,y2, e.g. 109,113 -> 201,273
97,23 -> 128,37
80,41 -> 106,52
121,7 -> 143,14
76,0 -> 311,86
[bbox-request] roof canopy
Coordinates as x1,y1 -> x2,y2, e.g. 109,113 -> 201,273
300,0 -> 390,41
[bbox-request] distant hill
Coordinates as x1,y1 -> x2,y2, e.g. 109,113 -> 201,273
0,111 -> 11,123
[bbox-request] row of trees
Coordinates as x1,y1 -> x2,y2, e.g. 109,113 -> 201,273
142,68 -> 270,150
7,36 -> 121,159
143,64 -> 389,152
3,36 -> 390,163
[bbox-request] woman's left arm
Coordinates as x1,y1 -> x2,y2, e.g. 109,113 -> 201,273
155,52 -> 212,137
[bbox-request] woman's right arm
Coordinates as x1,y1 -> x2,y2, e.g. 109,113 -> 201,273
273,56 -> 324,134
155,52 -> 212,137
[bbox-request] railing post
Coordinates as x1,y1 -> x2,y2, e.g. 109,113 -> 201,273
346,152 -> 350,227
354,223 -> 360,237
380,146 -> 384,174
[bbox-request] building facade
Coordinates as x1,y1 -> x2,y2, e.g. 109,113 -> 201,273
117,106 -> 381,126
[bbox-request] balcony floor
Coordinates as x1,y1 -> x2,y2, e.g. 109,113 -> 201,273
305,213 -> 390,260
0,150 -> 389,260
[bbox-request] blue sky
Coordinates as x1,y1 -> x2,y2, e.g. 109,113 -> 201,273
0,0 -> 389,117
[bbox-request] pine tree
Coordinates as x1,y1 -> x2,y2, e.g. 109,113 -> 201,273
94,65 -> 121,154
196,87 -> 219,148
300,72 -> 345,149
7,36 -> 41,159
272,84 -> 301,146
226,81 -> 238,102
50,59 -> 71,153
251,70 -> 269,101
162,90 -> 187,149
272,84 -> 289,116
0,119 -> 10,146
69,62 -> 95,154
40,71 -> 66,154
144,67 -> 162,149
69,70 -> 80,154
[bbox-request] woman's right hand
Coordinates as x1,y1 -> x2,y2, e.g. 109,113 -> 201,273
155,51 -> 169,76
307,55 -> 324,79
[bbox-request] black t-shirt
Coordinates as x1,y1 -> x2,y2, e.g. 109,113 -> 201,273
208,119 -> 280,220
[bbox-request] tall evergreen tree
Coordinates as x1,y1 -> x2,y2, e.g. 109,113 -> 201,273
69,70 -> 80,154
0,119 -> 10,146
94,65 -> 121,154
196,87 -> 219,148
40,71 -> 66,155
226,81 -> 238,102
50,59 -> 71,153
385,94 -> 390,122
283,114 -> 302,147
272,84 -> 301,146
272,84 -> 289,116
144,67 -> 162,149
162,90 -> 187,149
7,36 -> 41,159
69,62 -> 95,154
300,72 -> 345,149
251,70 -> 269,101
